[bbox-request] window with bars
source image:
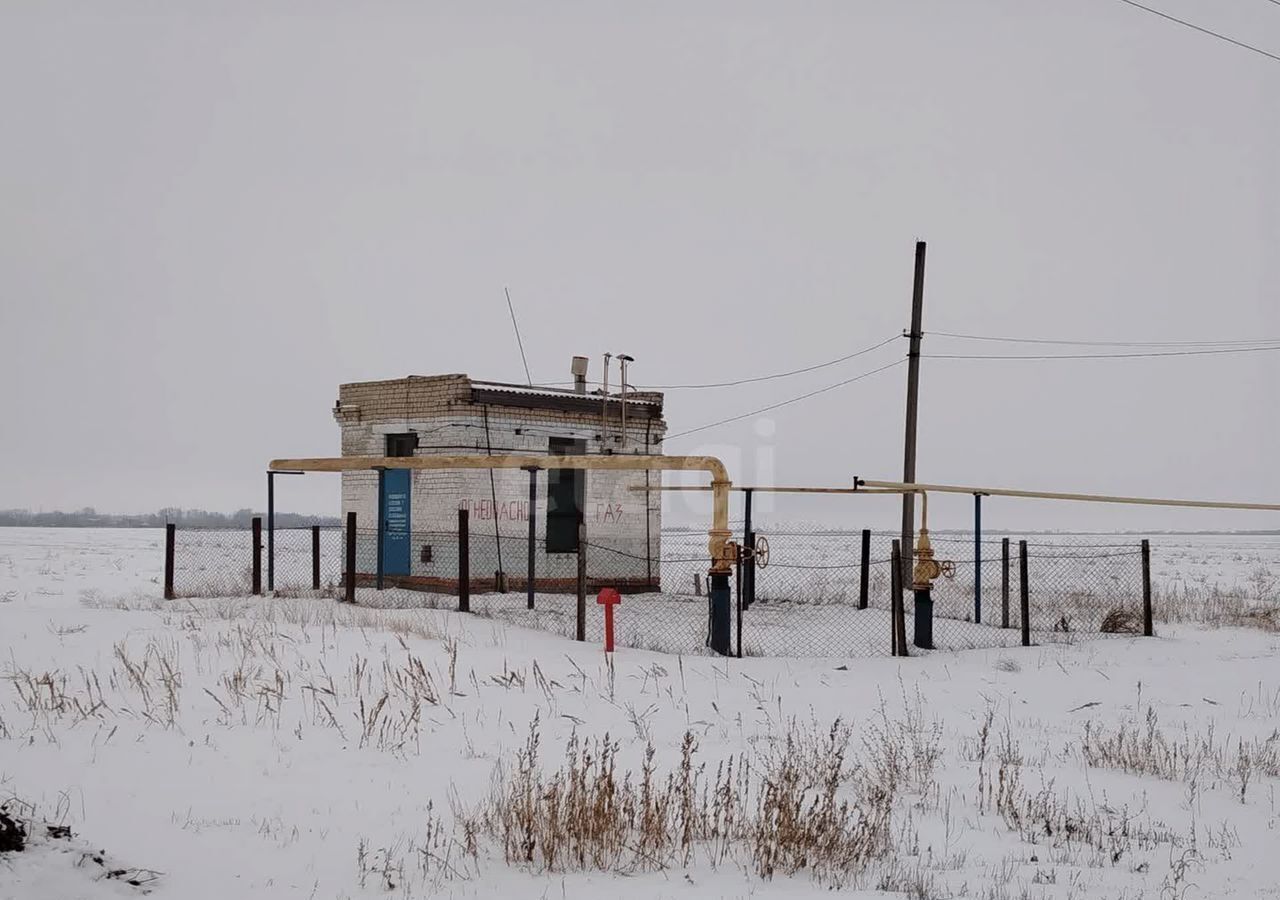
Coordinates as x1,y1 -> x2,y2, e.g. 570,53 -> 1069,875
385,433 -> 418,457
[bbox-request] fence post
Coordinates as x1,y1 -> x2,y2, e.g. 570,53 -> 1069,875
1001,537 -> 1010,629
898,550 -> 909,656
891,539 -> 908,657
251,517 -> 262,596
1142,539 -> 1153,637
163,523 -> 176,600
311,525 -> 321,590
973,493 -> 982,624
524,466 -> 538,610
858,529 -> 871,610
735,548 -> 743,659
1019,540 -> 1030,647
576,520 -> 586,641
742,488 -> 754,611
375,468 -> 386,591
267,471 -> 275,592
890,540 -> 899,655
458,508 -> 470,613
344,511 -> 356,604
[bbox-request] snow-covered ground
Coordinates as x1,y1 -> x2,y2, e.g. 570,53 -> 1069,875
1,527 -> 1278,898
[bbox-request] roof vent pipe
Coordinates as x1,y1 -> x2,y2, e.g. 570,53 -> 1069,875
571,356 -> 588,394
617,354 -> 634,450
601,353 -> 612,446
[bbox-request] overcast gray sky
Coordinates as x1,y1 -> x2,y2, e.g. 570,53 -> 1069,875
1,1 -> 1276,532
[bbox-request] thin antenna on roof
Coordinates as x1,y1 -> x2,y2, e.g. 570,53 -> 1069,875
504,286 -> 534,386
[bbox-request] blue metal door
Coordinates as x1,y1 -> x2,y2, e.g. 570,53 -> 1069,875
381,468 -> 411,576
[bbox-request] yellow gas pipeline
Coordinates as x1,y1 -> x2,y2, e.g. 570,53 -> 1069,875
270,454 -> 736,574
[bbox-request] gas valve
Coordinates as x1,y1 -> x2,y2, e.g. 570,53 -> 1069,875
752,535 -> 770,569
912,529 -> 954,589
913,556 -> 943,585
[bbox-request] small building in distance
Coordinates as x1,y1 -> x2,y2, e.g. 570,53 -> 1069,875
333,365 -> 666,592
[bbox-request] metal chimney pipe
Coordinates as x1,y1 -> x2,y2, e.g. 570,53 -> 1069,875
617,354 -> 634,450
601,353 -> 611,445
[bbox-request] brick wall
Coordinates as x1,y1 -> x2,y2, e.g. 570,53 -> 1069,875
335,375 -> 667,589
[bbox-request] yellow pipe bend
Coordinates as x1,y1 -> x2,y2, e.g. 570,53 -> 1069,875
270,454 -> 735,574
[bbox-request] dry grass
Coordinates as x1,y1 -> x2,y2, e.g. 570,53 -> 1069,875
972,723 -> 1186,869
1099,608 -> 1141,634
995,763 -> 1183,865
6,668 -> 109,723
113,639 -> 182,728
5,604 -> 455,753
1151,582 -> 1280,632
960,710 -> 1213,875
1080,707 -> 1280,802
96,592 -> 452,643
467,714 -> 895,886
356,800 -> 478,893
1228,606 -> 1280,632
858,688 -> 944,798
6,637 -> 185,730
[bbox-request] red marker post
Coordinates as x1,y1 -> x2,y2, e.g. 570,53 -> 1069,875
597,588 -> 621,652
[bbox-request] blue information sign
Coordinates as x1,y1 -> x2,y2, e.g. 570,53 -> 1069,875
380,469 -> 411,576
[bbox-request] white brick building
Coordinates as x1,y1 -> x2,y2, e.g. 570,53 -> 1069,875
335,373 -> 666,592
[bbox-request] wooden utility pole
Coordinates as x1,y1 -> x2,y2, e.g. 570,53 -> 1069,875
900,241 -> 927,586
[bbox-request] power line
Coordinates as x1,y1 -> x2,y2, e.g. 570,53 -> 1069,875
925,344 -> 1280,360
529,333 -> 903,392
504,286 -> 533,386
926,330 -> 1280,348
636,334 -> 903,390
664,358 -> 906,441
1114,0 -> 1280,63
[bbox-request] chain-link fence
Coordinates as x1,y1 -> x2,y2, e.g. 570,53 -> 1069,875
335,525 -> 712,655
164,519 -> 1152,658
735,528 -> 1149,656
167,523 -> 344,599
923,533 -> 1148,639
271,526 -> 346,595
169,526 -> 255,598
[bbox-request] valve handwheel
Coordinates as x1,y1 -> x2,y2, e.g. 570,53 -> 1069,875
754,535 -> 770,569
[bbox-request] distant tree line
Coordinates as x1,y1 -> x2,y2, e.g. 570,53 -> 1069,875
0,507 -> 341,528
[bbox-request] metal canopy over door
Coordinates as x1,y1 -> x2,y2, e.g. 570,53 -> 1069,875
381,468 -> 412,576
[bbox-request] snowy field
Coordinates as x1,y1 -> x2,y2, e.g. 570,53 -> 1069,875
1,527 -> 1279,898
